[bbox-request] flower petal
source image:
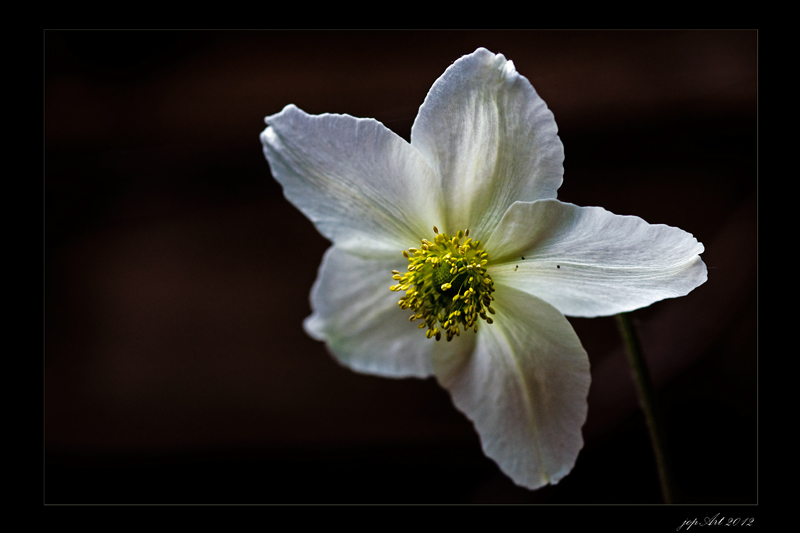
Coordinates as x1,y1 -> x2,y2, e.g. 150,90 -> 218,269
432,284 -> 590,490
262,104 -> 444,259
410,48 -> 563,238
305,246 -> 474,378
486,200 -> 708,317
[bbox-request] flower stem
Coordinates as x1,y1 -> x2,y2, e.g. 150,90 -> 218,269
615,312 -> 675,504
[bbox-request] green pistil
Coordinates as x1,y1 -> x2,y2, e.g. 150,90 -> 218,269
390,227 -> 496,342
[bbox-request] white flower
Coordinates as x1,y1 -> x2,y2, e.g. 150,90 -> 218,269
260,48 -> 707,490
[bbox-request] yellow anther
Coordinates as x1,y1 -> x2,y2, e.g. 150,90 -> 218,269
390,228 -> 496,341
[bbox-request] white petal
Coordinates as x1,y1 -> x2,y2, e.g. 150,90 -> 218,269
305,246 -> 473,378
410,48 -> 563,237
433,284 -> 590,490
262,105 -> 444,259
486,200 -> 708,317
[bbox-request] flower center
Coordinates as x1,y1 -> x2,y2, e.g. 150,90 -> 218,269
390,226 -> 496,342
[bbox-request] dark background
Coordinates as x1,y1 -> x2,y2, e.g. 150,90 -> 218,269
45,30 -> 757,505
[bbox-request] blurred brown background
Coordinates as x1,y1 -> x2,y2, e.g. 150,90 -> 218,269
45,30 -> 756,504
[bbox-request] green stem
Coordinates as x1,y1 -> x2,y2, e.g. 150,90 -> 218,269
615,312 -> 675,504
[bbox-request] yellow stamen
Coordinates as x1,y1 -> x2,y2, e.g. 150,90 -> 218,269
389,228 -> 496,341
